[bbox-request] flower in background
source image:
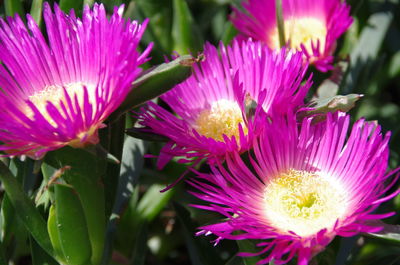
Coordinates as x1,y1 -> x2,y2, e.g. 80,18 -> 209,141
138,40 -> 310,169
231,0 -> 353,72
189,112 -> 399,264
0,3 -> 152,159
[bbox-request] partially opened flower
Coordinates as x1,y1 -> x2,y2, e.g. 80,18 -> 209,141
189,112 -> 399,264
231,0 -> 353,71
138,40 -> 310,168
0,3 -> 151,159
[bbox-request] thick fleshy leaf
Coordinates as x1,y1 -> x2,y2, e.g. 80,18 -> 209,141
366,221 -> 400,245
221,23 -> 238,45
59,0 -> 83,13
101,135 -> 146,265
335,236 -> 359,265
0,243 -> 5,265
172,0 -> 203,54
111,55 -> 195,121
137,184 -> 175,222
305,94 -> 363,116
47,205 -> 66,263
30,0 -> 44,25
101,116 -> 126,218
130,221 -> 149,265
54,183 -> 92,265
30,236 -> 59,265
225,256 -> 245,265
236,239 -> 262,265
316,61 -> 349,99
4,0 -> 24,17
174,202 -> 223,265
45,147 -> 106,265
342,11 -> 393,93
0,161 -> 54,257
126,127 -> 169,142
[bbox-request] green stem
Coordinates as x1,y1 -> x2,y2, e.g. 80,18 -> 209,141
0,161 -> 54,257
276,0 -> 286,48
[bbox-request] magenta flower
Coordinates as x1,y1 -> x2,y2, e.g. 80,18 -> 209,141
0,3 -> 151,159
138,40 -> 310,169
189,112 -> 399,265
231,0 -> 353,71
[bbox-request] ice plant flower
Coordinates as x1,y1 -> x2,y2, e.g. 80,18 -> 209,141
0,3 -> 151,159
189,112 -> 399,264
138,40 -> 310,169
231,0 -> 353,71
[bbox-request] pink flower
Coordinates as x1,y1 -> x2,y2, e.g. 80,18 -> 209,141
0,3 -> 151,159
189,112 -> 399,265
138,40 -> 311,169
231,0 -> 353,71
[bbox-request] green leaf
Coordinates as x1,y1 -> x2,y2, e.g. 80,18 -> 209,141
30,236 -> 59,265
126,128 -> 169,142
335,236 -> 359,265
225,256 -> 245,265
83,0 -> 94,6
342,11 -> 393,94
0,242 -> 6,265
110,55 -> 194,121
101,136 -> 146,265
54,183 -> 92,265
365,221 -> 400,245
137,184 -> 175,222
0,194 -> 15,245
304,94 -> 363,117
130,221 -> 149,265
59,0 -> 83,14
221,22 -> 238,45
174,202 -> 223,265
47,205 -> 66,263
30,0 -> 44,26
388,51 -> 400,78
172,0 -> 203,54
316,61 -> 349,99
45,147 -> 106,265
4,0 -> 24,17
275,0 -> 286,47
0,161 -> 54,257
101,116 -> 126,217
236,239 -> 262,265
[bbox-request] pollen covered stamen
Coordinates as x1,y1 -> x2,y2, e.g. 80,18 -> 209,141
195,99 -> 246,142
263,169 -> 347,237
271,17 -> 327,53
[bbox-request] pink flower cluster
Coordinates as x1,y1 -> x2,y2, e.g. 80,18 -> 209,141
137,1 -> 398,264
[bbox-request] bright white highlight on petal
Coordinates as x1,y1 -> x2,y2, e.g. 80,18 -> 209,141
263,169 -> 347,237
27,82 -> 96,123
270,17 -> 327,53
194,99 -> 246,141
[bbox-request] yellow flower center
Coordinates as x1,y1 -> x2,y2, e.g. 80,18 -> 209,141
263,169 -> 347,237
194,99 -> 246,142
271,17 -> 327,54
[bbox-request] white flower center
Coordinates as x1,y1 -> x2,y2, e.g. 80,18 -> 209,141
271,17 -> 327,54
194,99 -> 246,142
27,82 -> 96,124
263,169 -> 347,237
